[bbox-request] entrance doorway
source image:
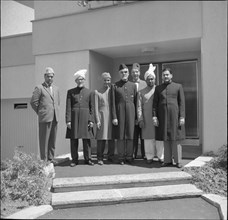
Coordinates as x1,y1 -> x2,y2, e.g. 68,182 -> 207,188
128,60 -> 199,139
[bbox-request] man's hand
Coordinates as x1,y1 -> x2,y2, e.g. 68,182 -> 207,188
138,120 -> 145,129
153,117 -> 159,127
88,122 -> 94,128
97,122 -> 101,129
112,119 -> 118,126
179,117 -> 185,126
67,122 -> 71,129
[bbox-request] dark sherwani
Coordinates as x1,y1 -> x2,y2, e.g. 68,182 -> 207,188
153,81 -> 185,141
65,87 -> 94,139
112,80 -> 137,139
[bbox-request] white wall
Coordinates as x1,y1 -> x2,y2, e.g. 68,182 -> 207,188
1,98 -> 38,160
32,1 -> 201,56
89,51 -> 114,90
1,65 -> 35,99
201,1 -> 227,153
34,51 -> 90,156
1,34 -> 34,67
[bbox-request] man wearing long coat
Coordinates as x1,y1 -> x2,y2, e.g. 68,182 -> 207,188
65,69 -> 94,166
112,64 -> 137,165
153,67 -> 185,168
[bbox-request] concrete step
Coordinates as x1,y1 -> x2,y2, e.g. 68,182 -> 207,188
52,171 -> 192,193
52,184 -> 203,209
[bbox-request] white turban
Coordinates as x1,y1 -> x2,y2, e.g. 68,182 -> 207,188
74,69 -> 87,80
144,63 -> 156,80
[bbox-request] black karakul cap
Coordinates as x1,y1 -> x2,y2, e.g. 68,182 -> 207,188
119,63 -> 128,71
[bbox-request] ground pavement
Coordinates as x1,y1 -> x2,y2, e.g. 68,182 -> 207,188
6,154 -> 227,219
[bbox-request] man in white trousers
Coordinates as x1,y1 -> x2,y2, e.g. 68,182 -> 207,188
137,63 -> 164,164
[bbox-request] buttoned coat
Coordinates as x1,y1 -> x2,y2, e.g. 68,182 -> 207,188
65,87 -> 94,139
112,80 -> 137,140
138,86 -> 156,139
94,86 -> 114,140
30,82 -> 60,123
153,81 -> 185,141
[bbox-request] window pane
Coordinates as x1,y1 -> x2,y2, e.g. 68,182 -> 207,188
162,61 -> 198,138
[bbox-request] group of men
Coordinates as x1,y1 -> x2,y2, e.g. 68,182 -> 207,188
30,63 -> 185,169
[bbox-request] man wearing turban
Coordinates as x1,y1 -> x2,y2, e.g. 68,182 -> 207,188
137,64 -> 164,164
112,64 -> 137,165
153,67 -> 185,168
65,69 -> 94,166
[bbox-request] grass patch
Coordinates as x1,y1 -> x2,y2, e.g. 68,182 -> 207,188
1,148 -> 52,218
183,144 -> 227,197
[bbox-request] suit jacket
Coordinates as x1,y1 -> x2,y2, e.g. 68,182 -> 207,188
30,82 -> 60,123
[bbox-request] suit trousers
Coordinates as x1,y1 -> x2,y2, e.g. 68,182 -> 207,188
133,125 -> 145,158
117,139 -> 133,162
39,117 -> 57,161
97,140 -> 115,161
70,139 -> 91,162
164,141 -> 182,164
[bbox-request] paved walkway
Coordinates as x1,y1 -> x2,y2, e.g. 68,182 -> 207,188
6,154 -> 227,219
54,156 -> 192,178
38,197 -> 220,219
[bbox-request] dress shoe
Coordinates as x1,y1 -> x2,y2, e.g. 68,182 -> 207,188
70,161 -> 78,167
50,160 -> 58,166
107,158 -> 114,163
176,163 -> 183,168
125,159 -> 134,164
85,160 -> 94,166
161,162 -> 172,167
98,160 -> 104,165
147,159 -> 153,164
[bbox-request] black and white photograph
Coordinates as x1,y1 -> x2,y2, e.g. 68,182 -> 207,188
1,0 -> 227,219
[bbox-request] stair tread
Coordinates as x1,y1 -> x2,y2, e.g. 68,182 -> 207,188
53,171 -> 191,188
52,184 -> 202,207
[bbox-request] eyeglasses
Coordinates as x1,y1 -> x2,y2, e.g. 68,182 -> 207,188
120,71 -> 128,74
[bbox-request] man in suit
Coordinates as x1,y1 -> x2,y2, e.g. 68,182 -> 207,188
65,69 -> 94,167
112,63 -> 137,165
131,63 -> 147,160
152,67 -> 185,168
30,67 -> 60,164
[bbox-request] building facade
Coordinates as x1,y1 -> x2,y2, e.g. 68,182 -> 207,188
1,1 -> 227,159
